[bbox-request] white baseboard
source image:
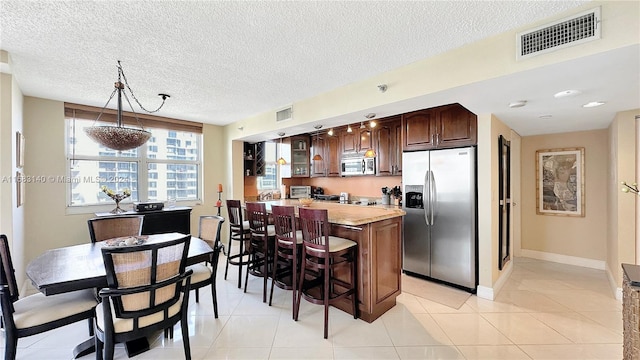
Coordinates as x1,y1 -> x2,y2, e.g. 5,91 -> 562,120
520,249 -> 605,270
605,266 -> 623,301
477,260 -> 513,301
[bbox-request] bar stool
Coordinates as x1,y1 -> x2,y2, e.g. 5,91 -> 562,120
244,202 -> 276,303
224,199 -> 251,288
269,205 -> 303,318
295,207 -> 358,339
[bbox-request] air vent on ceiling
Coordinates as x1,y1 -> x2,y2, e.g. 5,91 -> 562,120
276,106 -> 292,122
517,7 -> 601,60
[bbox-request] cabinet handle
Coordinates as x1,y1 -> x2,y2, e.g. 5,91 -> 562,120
431,134 -> 435,144
436,133 -> 440,145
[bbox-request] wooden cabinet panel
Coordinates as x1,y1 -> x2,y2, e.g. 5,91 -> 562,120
402,104 -> 477,151
329,216 -> 402,323
403,109 -> 436,151
341,130 -> 358,155
326,134 -> 341,177
375,116 -> 401,176
436,104 -> 477,148
311,135 -> 326,177
358,128 -> 373,155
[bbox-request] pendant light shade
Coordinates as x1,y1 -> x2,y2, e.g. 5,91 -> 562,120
84,61 -> 168,151
364,148 -> 376,158
312,125 -> 323,161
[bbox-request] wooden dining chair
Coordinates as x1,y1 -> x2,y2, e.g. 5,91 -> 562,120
224,200 -> 251,288
0,234 -> 98,360
296,208 -> 358,339
186,215 -> 225,318
269,205 -> 303,318
87,215 -> 144,243
244,202 -> 276,303
95,234 -> 193,360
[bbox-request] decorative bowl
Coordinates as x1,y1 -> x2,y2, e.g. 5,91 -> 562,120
298,198 -> 314,206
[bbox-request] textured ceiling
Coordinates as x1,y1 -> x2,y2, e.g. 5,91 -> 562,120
1,0 -> 638,138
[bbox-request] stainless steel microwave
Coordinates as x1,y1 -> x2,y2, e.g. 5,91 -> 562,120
289,185 -> 311,199
341,157 -> 375,176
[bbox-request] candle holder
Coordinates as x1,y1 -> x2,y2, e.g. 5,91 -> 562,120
216,189 -> 223,216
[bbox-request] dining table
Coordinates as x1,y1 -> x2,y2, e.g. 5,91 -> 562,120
25,232 -> 214,358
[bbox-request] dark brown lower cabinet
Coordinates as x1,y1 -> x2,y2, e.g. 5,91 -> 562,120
330,216 -> 402,322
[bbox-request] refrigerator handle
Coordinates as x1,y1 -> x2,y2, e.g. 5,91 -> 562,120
424,170 -> 431,226
430,170 -> 437,225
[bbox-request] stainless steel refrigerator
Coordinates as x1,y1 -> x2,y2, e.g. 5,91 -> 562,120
402,147 -> 477,291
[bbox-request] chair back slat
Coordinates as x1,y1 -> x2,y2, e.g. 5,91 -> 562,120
101,235 -> 190,318
271,205 -> 297,244
88,215 -> 144,243
298,208 -> 330,252
246,202 -> 270,239
226,200 -> 245,229
0,234 -> 19,303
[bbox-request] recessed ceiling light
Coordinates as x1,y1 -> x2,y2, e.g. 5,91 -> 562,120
554,89 -> 582,98
508,100 -> 527,108
539,114 -> 553,119
582,101 -> 606,108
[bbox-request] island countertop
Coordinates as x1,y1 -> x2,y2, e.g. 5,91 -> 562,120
258,199 -> 405,226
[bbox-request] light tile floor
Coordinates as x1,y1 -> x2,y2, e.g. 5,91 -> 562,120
2,257 -> 622,359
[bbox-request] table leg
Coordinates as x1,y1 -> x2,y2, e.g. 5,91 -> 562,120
72,337 -> 150,358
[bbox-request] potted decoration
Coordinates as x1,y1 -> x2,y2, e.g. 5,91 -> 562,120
101,186 -> 131,214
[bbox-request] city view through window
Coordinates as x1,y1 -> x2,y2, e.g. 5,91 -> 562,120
67,118 -> 201,206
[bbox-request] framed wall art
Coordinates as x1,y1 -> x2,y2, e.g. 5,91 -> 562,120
536,147 -> 585,217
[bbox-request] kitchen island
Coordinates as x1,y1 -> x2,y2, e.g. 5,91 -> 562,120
262,199 -> 405,322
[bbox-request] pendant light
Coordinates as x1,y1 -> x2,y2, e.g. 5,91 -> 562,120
362,115 -> 376,158
84,61 -> 169,151
312,125 -> 323,161
346,124 -> 353,133
277,132 -> 286,165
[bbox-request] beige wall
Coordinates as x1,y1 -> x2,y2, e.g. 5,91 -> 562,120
521,130 -> 609,262
21,97 -> 227,280
1,56 -> 26,289
477,114 -> 518,291
607,110 -> 637,287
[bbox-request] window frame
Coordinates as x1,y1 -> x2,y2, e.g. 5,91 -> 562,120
64,104 -> 203,214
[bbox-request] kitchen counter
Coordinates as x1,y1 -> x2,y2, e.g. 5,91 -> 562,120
257,198 -> 405,322
262,199 -> 405,226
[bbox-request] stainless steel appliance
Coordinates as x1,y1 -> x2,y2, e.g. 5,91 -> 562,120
341,157 -> 375,176
339,192 -> 349,204
289,185 -> 311,199
402,147 -> 477,291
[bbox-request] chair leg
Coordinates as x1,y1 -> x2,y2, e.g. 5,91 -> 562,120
195,288 -> 200,303
237,237 -> 244,289
104,334 -> 115,360
181,317 -> 192,360
88,317 -> 94,336
243,249 -> 251,294
224,235 -> 232,281
5,332 -> 17,360
324,265 -> 330,339
294,256 -> 306,321
268,247 -> 278,306
211,281 -> 219,318
292,252 -> 297,320
262,244 -> 268,303
95,336 -> 104,360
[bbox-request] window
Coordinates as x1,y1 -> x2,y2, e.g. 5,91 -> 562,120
66,104 -> 203,208
257,141 -> 278,191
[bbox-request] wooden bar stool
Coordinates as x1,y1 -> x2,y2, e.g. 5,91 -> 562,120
224,199 -> 251,288
295,207 -> 358,339
245,202 -> 276,303
269,205 -> 303,318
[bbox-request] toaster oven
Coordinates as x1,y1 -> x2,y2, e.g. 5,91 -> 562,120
289,185 -> 311,199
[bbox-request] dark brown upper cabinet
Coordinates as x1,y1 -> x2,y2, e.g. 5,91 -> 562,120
374,116 -> 402,176
402,103 -> 477,151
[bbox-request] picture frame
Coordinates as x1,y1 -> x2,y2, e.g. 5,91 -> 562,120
536,147 -> 585,217
16,131 -> 24,168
